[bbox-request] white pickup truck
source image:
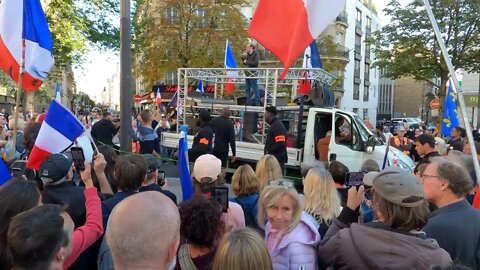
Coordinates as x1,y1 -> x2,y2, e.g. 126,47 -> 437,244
161,105 -> 415,179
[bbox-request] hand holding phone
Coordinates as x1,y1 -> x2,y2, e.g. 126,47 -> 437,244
93,153 -> 107,173
345,172 -> 365,188
71,147 -> 86,171
213,187 -> 229,213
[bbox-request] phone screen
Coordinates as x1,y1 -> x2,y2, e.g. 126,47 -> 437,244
70,147 -> 85,171
345,172 -> 365,188
213,187 -> 229,213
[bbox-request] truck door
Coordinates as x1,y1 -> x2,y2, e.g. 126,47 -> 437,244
328,112 -> 364,171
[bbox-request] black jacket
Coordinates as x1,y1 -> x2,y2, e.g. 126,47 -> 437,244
243,50 -> 259,77
91,119 -> 119,146
139,183 -> 177,205
42,182 -> 87,228
212,116 -> 236,156
449,137 -> 464,152
188,124 -> 214,162
264,117 -> 288,165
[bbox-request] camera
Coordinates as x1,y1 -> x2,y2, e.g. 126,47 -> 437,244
241,52 -> 247,60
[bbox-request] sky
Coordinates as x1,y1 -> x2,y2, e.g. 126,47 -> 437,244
73,0 -> 404,101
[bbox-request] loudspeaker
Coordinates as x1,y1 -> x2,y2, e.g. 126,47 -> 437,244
243,111 -> 258,134
237,97 -> 248,105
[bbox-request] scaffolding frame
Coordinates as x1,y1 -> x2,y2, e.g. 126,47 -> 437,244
176,67 -> 336,130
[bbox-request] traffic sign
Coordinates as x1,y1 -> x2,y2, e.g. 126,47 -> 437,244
134,94 -> 142,103
430,98 -> 440,110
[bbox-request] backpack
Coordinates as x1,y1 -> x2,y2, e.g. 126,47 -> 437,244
233,195 -> 261,231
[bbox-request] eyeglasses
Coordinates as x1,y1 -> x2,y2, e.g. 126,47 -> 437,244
268,180 -> 294,188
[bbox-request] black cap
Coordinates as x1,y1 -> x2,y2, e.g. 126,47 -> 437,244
40,153 -> 73,183
141,154 -> 159,173
199,109 -> 212,122
265,106 -> 278,115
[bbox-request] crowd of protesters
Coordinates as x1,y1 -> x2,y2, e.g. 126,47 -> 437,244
0,104 -> 479,270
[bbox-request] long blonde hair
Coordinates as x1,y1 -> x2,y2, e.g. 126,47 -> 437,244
256,155 -> 283,189
303,167 -> 341,223
212,228 -> 273,270
257,186 -> 303,233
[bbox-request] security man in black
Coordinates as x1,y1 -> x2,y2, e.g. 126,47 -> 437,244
264,106 -> 288,170
189,109 -> 214,162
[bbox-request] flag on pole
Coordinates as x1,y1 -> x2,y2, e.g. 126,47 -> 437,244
0,161 -> 12,187
196,80 -> 204,93
442,80 -> 460,136
224,40 -> 237,95
168,91 -> 178,109
0,0 -> 54,91
178,126 -> 193,201
55,82 -> 61,102
299,41 -> 323,95
248,0 -> 345,80
26,100 -> 85,170
156,90 -> 163,110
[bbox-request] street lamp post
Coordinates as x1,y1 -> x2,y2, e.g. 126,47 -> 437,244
120,0 -> 132,153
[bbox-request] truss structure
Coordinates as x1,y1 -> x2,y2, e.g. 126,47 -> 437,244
176,67 -> 336,132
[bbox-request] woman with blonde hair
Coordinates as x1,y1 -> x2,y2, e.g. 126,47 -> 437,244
303,167 -> 341,237
230,165 -> 262,230
256,154 -> 283,189
258,185 -> 320,270
212,228 -> 272,270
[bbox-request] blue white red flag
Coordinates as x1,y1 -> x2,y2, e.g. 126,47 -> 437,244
55,82 -> 61,102
168,91 -> 178,109
224,40 -> 237,95
27,100 -> 85,170
178,126 -> 193,201
156,90 -> 163,110
303,41 -> 323,69
196,80 -> 204,93
249,0 -> 345,80
0,0 -> 54,91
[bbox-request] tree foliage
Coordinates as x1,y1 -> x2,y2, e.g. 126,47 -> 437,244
371,0 -> 480,104
133,0 -> 248,90
45,0 -> 120,68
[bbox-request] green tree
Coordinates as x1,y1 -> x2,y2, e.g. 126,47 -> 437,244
133,0 -> 248,90
371,0 -> 480,125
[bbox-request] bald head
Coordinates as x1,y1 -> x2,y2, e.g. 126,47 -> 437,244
221,107 -> 230,118
106,192 -> 180,270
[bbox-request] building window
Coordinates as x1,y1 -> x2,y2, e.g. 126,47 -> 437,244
366,16 -> 371,28
363,85 -> 369,101
166,7 -> 177,24
356,8 -> 362,23
364,63 -> 370,80
354,60 -> 361,77
353,83 -> 360,100
353,108 -> 359,114
166,72 -> 177,85
363,108 -> 368,119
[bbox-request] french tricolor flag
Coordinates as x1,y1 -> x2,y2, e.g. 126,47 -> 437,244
248,0 -> 345,80
0,0 -> 54,92
26,100 -> 85,170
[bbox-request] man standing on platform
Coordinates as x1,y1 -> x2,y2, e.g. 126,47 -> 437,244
212,107 -> 236,168
242,43 -> 260,106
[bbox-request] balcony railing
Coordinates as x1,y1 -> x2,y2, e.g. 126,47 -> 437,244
353,91 -> 360,100
354,68 -> 361,78
354,44 -> 361,53
355,19 -> 362,29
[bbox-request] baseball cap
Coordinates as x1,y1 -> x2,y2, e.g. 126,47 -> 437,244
141,154 -> 159,173
193,154 -> 221,182
366,166 -> 424,207
40,153 -> 73,183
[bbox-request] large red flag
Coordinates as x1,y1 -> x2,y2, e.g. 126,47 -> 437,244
248,0 -> 345,80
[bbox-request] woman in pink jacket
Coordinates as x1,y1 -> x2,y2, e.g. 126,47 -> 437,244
258,184 -> 320,270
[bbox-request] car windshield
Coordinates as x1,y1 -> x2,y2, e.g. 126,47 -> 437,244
406,118 -> 417,122
353,115 -> 373,142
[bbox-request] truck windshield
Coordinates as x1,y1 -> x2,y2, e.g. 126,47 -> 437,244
353,115 -> 373,143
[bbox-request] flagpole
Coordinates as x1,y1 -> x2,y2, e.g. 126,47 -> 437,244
422,0 -> 480,185
10,39 -> 26,159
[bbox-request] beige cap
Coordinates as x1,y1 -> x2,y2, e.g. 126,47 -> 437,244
193,154 -> 221,182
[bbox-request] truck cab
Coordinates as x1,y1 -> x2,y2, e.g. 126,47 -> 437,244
302,108 -> 414,172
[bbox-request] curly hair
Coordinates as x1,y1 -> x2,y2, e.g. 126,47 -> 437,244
179,194 -> 224,248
